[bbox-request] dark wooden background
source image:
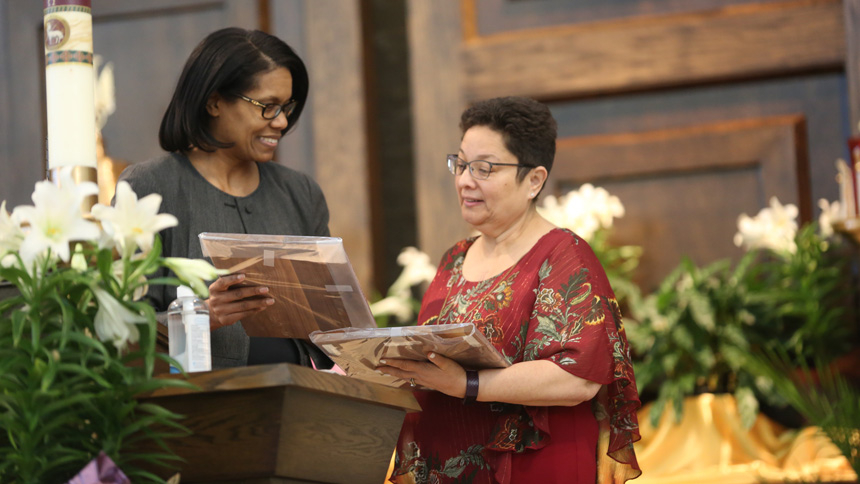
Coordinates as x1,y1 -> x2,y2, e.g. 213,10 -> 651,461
1,0 -> 858,295
411,0 -> 859,291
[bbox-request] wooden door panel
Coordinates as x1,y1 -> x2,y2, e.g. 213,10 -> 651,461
602,168 -> 760,291
470,0 -> 771,35
462,0 -> 845,100
549,73 -> 847,209
549,115 -> 809,290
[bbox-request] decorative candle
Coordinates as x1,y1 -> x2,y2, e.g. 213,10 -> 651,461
836,158 -> 856,219
850,124 -> 860,219
43,0 -> 96,170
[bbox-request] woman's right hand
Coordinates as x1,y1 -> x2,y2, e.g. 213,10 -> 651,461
206,273 -> 275,330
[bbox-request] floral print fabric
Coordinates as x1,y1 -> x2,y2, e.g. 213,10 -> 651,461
390,229 -> 641,484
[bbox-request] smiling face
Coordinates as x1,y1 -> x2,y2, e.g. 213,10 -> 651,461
206,67 -> 293,164
456,125 -> 542,236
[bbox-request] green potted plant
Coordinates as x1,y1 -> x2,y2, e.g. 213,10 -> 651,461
627,197 -> 856,428
625,253 -> 762,427
0,170 -> 223,483
739,199 -> 853,362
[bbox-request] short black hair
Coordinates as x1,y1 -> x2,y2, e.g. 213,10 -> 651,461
159,27 -> 310,152
459,96 -> 557,181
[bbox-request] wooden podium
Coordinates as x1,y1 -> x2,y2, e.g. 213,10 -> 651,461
140,363 -> 421,484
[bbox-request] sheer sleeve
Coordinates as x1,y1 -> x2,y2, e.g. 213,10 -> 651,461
524,233 -> 641,482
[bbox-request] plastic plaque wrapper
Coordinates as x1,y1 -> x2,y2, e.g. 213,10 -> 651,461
199,233 -> 376,340
309,322 -> 511,388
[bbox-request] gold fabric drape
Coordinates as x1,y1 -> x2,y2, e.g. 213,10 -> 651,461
633,393 -> 857,484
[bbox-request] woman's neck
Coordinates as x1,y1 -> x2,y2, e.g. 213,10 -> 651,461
186,150 -> 260,197
477,207 -> 550,255
464,207 -> 554,281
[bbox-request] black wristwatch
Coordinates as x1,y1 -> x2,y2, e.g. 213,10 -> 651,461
463,370 -> 479,404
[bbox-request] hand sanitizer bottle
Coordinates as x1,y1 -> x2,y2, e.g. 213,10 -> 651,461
167,285 -> 211,373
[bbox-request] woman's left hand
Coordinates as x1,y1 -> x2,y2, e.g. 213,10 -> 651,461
378,353 -> 468,398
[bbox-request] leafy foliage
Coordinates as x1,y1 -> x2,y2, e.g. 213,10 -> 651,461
743,224 -> 852,360
625,255 -> 763,428
0,238 -> 195,483
627,223 -> 855,428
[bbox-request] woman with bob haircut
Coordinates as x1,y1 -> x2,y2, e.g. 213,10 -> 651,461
119,27 -> 331,369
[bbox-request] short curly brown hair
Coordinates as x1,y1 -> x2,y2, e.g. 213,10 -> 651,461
459,96 -> 557,181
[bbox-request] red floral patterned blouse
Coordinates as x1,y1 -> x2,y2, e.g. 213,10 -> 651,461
390,228 -> 641,484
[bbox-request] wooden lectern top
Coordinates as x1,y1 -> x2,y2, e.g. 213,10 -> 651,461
142,362 -> 421,414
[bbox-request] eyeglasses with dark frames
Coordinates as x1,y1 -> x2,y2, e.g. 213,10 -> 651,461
446,154 -> 531,180
236,94 -> 297,120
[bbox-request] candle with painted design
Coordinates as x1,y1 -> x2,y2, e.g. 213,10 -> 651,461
43,0 -> 97,212
851,122 -> 860,218
836,159 -> 856,219
43,0 -> 97,171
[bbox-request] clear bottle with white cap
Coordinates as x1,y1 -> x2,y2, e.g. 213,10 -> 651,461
167,285 -> 211,373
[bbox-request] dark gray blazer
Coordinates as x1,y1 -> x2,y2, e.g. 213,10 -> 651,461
119,152 -> 330,368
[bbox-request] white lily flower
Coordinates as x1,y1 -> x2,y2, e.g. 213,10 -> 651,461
369,294 -> 414,323
538,184 -> 624,241
14,171 -> 100,265
51,167 -> 102,210
817,198 -> 841,238
389,247 -> 437,295
91,181 -> 178,255
0,253 -> 16,269
733,197 -> 798,255
92,286 -> 148,350
162,257 -> 227,298
0,200 -> 25,254
42,167 -> 101,208
95,227 -> 116,251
